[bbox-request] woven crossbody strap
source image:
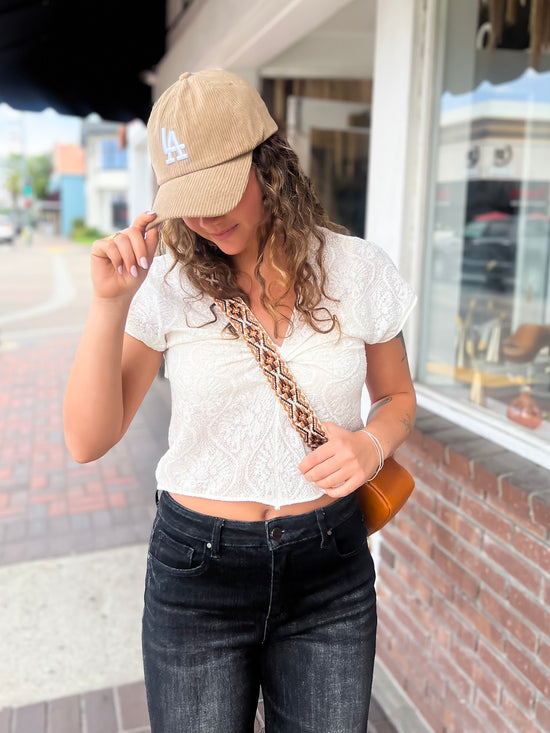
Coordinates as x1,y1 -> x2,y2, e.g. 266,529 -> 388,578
215,297 -> 327,450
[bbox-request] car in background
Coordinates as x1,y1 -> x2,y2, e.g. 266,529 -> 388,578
432,213 -> 517,292
460,215 -> 517,292
0,214 -> 15,244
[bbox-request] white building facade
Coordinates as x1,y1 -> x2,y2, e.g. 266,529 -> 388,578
83,120 -> 129,235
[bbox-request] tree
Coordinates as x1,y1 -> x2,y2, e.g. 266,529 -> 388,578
2,152 -> 52,204
26,154 -> 52,200
3,153 -> 23,209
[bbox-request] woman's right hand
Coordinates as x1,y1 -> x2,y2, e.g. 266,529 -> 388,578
90,211 -> 160,301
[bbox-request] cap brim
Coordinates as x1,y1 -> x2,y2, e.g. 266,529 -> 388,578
145,151 -> 253,230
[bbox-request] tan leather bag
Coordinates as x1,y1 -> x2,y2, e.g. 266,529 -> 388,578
216,297 -> 415,534
356,456 -> 414,534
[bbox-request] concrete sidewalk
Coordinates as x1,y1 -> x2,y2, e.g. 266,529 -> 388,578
0,233 -> 399,732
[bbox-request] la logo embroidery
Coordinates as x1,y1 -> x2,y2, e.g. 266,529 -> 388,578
161,127 -> 189,164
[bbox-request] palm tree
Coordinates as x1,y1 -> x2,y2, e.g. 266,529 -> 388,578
4,153 -> 23,210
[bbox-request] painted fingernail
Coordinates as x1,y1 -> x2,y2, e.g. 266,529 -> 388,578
130,265 -> 138,278
146,210 -> 156,216
118,265 -> 123,275
140,257 -> 149,270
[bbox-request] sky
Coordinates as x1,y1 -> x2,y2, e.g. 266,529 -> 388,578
442,68 -> 550,111
0,104 -> 83,157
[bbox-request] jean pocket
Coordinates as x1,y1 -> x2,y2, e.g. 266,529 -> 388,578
329,508 -> 368,559
149,526 -> 211,576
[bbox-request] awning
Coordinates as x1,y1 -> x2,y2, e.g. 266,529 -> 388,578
0,0 -> 167,122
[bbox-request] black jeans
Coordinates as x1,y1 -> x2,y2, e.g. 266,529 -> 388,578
142,490 -> 377,733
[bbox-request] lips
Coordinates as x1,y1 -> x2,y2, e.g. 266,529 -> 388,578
207,224 -> 238,240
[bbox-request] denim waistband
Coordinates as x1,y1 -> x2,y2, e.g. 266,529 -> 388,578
156,490 -> 361,550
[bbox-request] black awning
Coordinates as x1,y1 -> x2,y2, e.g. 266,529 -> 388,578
0,0 -> 167,122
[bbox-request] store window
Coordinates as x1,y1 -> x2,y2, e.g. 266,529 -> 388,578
420,0 -> 550,442
286,96 -> 369,237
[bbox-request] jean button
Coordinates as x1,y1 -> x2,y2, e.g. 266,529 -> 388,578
271,526 -> 283,540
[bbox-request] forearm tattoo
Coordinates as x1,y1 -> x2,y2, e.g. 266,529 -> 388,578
400,412 -> 414,434
368,397 -> 392,419
369,400 -> 413,435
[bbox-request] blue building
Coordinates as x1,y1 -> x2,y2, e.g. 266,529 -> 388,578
49,144 -> 86,237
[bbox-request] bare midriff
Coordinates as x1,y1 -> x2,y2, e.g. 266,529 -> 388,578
168,492 -> 340,521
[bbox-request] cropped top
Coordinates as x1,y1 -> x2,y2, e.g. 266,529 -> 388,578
125,228 -> 416,508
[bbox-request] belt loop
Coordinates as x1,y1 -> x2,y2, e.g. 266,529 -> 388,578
210,518 -> 223,558
315,507 -> 330,548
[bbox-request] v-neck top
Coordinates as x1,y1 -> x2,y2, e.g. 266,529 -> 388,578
125,227 -> 416,508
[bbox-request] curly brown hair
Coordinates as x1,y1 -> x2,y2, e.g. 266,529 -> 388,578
160,132 -> 347,336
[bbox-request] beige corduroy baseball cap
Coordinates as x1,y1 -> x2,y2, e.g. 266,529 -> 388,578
146,69 -> 278,227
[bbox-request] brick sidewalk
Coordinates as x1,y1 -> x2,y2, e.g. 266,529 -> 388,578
0,680 -> 397,733
0,331 -> 169,566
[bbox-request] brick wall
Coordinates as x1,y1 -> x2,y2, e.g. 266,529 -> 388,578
376,406 -> 550,733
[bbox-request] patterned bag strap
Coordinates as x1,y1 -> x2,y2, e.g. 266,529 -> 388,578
215,297 -> 327,450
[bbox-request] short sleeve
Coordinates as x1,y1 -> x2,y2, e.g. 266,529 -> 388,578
360,241 -> 416,343
124,255 -> 169,352
327,233 -> 417,344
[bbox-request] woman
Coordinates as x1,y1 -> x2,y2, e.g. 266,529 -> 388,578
64,69 -> 416,733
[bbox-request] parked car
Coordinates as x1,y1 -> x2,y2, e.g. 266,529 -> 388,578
433,214 -> 517,292
0,215 -> 15,244
461,216 -> 517,291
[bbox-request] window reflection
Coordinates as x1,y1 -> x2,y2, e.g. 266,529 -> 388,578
422,1 -> 550,435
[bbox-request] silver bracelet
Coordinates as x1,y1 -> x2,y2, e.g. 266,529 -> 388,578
360,428 -> 384,481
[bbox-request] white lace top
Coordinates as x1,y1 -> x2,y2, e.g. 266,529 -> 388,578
125,228 -> 416,507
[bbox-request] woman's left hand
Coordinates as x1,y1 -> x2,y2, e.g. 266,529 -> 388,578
297,422 -> 380,498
